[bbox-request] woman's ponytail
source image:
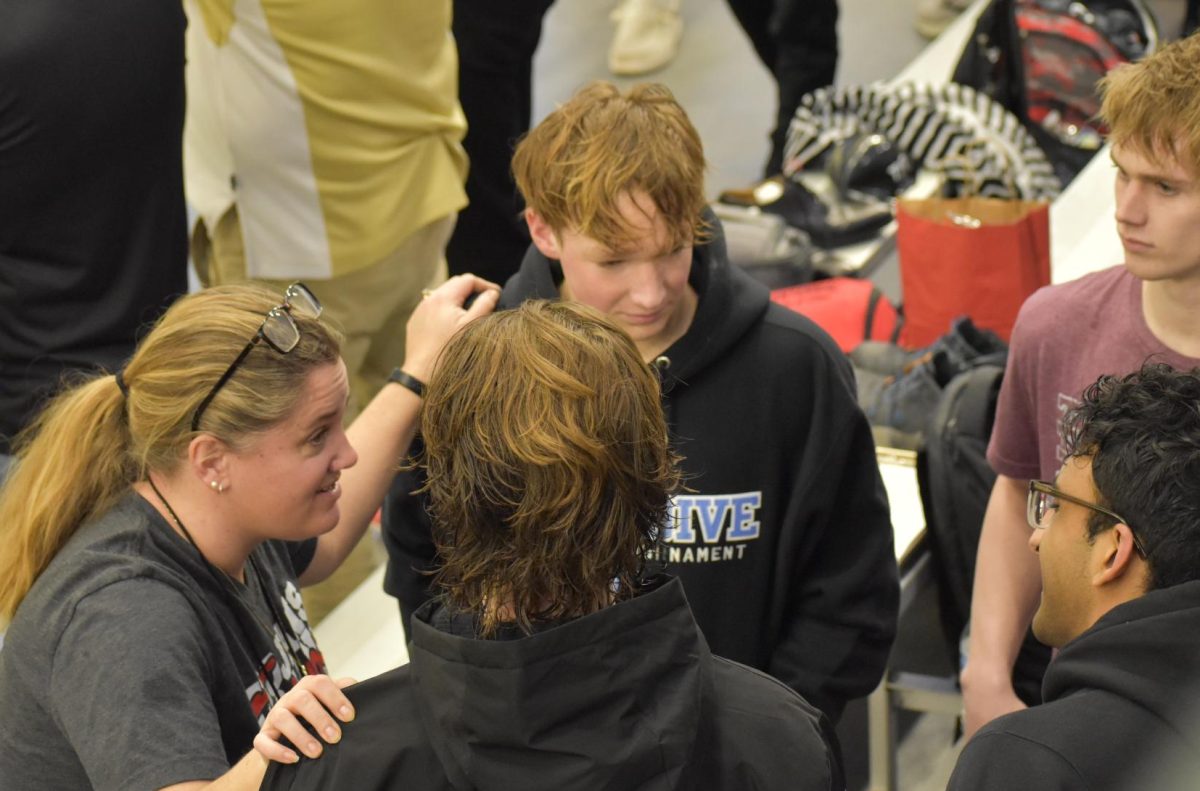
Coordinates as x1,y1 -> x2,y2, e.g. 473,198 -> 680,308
0,374 -> 134,623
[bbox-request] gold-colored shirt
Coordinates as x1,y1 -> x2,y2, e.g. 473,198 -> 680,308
184,0 -> 468,278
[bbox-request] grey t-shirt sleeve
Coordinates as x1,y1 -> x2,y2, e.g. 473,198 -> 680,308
48,577 -> 232,791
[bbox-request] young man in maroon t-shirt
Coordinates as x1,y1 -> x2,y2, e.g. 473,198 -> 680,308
961,31 -> 1200,738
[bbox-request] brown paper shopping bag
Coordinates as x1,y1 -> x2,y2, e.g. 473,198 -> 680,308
896,196 -> 1050,349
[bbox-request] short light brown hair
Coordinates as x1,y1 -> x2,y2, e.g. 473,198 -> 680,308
420,300 -> 681,635
512,81 -> 708,253
1098,31 -> 1200,176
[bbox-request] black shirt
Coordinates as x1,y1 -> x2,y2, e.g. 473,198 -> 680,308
0,0 -> 188,453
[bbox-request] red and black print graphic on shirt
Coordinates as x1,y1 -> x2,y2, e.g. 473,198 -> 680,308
244,579 -> 327,725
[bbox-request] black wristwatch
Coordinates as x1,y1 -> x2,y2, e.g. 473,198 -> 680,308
388,367 -> 426,398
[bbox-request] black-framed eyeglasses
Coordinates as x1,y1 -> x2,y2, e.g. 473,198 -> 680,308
191,283 -> 322,432
1027,479 -> 1147,558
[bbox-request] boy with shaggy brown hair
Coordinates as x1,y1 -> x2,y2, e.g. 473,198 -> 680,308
269,301 -> 842,790
384,81 -> 898,724
962,31 -> 1200,738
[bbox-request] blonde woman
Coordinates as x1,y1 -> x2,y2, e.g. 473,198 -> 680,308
0,275 -> 497,790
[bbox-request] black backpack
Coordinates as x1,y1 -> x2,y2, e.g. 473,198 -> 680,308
917,361 -> 1055,700
953,0 -> 1157,187
917,363 -> 1005,663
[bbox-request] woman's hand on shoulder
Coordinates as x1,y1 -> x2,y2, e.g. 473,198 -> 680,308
403,274 -> 501,382
253,674 -> 358,765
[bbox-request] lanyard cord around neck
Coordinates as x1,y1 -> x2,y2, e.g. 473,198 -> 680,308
145,476 -> 311,680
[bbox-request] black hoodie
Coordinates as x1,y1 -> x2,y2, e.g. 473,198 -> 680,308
383,215 -> 898,720
948,581 -> 1200,790
261,577 -> 843,791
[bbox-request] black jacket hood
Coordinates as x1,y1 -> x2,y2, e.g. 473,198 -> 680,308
1045,579 -> 1200,732
408,577 -> 708,790
500,207 -> 771,382
263,574 -> 840,791
948,581 -> 1200,791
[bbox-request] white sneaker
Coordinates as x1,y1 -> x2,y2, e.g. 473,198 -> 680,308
915,0 -> 972,39
608,0 -> 684,77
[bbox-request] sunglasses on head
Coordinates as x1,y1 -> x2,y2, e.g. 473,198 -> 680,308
191,283 -> 322,433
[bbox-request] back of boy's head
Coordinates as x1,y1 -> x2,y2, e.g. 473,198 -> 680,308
420,300 -> 681,635
512,81 -> 708,253
1099,31 -> 1200,177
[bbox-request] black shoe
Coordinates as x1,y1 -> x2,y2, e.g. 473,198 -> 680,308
718,176 -> 892,249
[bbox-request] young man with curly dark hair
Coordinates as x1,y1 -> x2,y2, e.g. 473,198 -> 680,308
949,362 -> 1200,790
